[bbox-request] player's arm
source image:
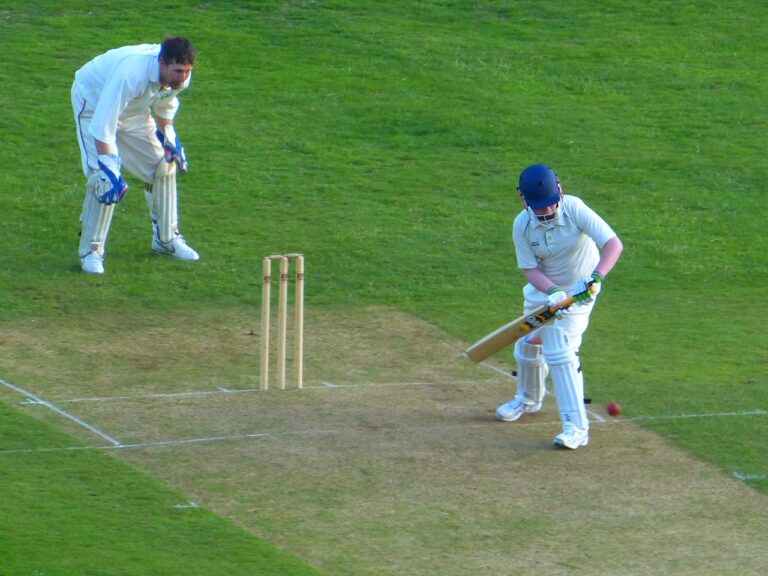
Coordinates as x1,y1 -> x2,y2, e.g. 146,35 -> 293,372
95,140 -> 113,155
569,197 -> 622,280
593,235 -> 623,279
155,116 -> 188,173
572,235 -> 623,305
89,64 -> 138,147
523,267 -> 559,294
524,267 -> 572,321
572,235 -> 621,305
569,198 -> 624,303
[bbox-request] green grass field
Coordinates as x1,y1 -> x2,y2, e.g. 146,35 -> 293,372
1,1 -> 766,574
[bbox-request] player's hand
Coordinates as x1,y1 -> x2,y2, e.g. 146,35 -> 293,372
546,287 -> 571,319
156,126 -> 188,173
573,273 -> 603,306
95,153 -> 128,204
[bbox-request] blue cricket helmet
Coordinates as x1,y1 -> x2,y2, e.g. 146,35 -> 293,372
518,164 -> 561,209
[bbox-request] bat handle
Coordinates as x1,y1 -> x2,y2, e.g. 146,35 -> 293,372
550,282 -> 598,311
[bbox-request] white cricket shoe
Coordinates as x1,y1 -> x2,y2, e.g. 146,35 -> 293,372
81,251 -> 105,274
496,398 -> 542,422
553,423 -> 589,449
152,233 -> 200,261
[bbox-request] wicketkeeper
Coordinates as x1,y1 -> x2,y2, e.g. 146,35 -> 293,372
72,36 -> 200,274
496,164 -> 623,449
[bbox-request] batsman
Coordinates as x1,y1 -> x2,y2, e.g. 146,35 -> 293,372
496,164 -> 623,449
71,36 -> 200,274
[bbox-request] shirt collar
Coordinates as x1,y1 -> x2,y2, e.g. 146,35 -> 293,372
150,57 -> 161,83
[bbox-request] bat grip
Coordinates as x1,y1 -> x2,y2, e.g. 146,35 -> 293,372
549,282 -> 597,311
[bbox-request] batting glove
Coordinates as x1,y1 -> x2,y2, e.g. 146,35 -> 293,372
546,287 -> 571,319
156,126 -> 188,173
95,153 -> 129,205
573,273 -> 603,306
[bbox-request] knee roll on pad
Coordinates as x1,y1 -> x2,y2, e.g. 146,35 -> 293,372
541,325 -> 578,366
514,339 -> 545,366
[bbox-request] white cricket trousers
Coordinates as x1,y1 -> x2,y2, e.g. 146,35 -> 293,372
522,283 -> 594,432
522,282 -> 593,352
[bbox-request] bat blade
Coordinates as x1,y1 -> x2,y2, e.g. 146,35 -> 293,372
464,304 -> 556,362
464,282 -> 595,362
463,284 -> 595,363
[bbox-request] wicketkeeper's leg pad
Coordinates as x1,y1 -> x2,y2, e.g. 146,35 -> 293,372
79,175 -> 115,257
541,325 -> 588,431
146,159 -> 178,243
514,339 -> 547,405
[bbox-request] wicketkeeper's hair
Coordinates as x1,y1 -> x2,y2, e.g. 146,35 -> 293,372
160,36 -> 196,65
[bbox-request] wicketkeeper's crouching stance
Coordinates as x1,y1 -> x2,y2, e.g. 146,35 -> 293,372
72,37 -> 200,274
494,164 -> 623,449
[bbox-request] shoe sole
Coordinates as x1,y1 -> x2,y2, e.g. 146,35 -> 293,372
496,412 -> 524,422
152,247 -> 199,261
495,404 -> 542,422
81,262 -> 104,274
553,437 -> 589,450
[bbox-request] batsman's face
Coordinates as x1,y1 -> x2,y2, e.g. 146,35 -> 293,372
531,202 -> 561,223
533,203 -> 558,217
160,59 -> 193,89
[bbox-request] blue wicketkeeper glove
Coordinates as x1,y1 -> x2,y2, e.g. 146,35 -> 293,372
95,153 -> 129,204
156,126 -> 188,173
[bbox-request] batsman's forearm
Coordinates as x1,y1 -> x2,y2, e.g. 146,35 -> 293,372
523,268 -> 559,294
594,236 -> 623,278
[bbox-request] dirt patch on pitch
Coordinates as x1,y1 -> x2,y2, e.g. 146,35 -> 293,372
3,306 -> 767,576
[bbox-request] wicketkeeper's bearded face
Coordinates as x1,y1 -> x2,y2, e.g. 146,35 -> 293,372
160,59 -> 193,90
158,36 -> 196,90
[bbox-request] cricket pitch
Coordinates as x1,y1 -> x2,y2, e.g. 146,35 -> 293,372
2,306 -> 767,576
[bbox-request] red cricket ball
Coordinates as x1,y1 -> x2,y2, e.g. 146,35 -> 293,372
607,401 -> 621,417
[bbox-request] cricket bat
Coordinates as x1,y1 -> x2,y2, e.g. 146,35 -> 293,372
464,285 -> 596,362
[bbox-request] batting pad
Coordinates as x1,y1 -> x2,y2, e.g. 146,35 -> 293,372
79,175 -> 115,257
146,160 -> 178,243
541,326 -> 588,431
514,340 -> 547,405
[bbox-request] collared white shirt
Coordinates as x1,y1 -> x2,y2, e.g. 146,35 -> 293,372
513,195 -> 616,290
74,44 -> 191,145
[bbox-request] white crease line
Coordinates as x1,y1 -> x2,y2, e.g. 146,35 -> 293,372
478,361 -> 516,379
1,409 -> 765,455
299,381 -> 463,390
732,471 -> 766,482
50,379 -> 509,404
620,409 -> 767,422
588,409 -> 606,423
55,388 -> 261,404
1,379 -> 123,447
0,427 -> 350,454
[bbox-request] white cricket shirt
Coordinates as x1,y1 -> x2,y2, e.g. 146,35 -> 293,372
74,44 -> 191,146
513,195 -> 616,289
